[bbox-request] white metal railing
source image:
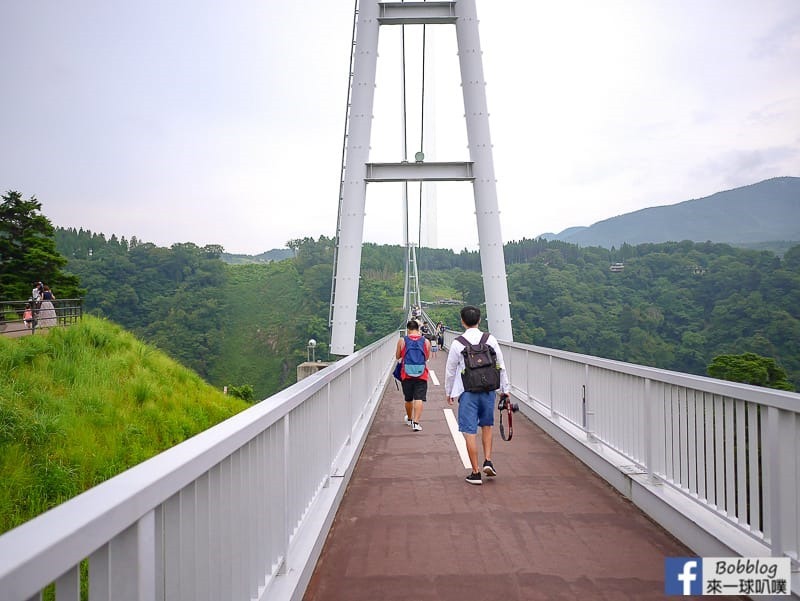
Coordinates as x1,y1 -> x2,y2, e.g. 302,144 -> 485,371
0,298 -> 83,336
0,332 -> 397,601
3,329 -> 798,599
459,331 -> 798,593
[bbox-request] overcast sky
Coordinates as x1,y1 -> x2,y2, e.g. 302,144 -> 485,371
2,1 -> 799,255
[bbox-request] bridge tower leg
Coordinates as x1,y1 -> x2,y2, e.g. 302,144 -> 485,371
330,0 -> 513,355
329,0 -> 380,356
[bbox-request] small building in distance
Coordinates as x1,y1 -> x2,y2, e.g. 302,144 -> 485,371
297,361 -> 331,381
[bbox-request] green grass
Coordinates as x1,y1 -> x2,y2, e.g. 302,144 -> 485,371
210,261 -> 310,398
418,270 -> 460,302
0,316 -> 249,535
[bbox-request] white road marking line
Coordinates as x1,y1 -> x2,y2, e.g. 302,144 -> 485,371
443,408 -> 471,469
428,369 -> 440,386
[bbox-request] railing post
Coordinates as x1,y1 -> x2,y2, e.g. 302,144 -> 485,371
522,348 -> 528,401
765,406 -> 782,557
346,367 -> 353,446
643,378 -> 661,484
583,363 -> 596,441
55,565 -> 79,601
100,510 -> 156,601
765,405 -> 797,562
279,414 -> 290,575
324,379 -> 332,488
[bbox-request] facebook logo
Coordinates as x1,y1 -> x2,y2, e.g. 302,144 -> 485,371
665,558 -> 703,595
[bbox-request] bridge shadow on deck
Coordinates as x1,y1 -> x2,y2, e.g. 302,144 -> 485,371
304,350 -> 744,601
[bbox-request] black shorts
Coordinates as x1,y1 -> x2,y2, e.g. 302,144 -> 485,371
401,378 -> 428,402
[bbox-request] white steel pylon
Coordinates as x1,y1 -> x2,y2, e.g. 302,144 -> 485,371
330,0 -> 513,355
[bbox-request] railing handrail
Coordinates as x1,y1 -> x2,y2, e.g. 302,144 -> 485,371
0,298 -> 84,336
502,338 -> 800,412
0,297 -> 84,301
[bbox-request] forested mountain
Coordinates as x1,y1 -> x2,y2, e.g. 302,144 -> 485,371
504,238 -> 799,389
54,228 -> 800,394
543,177 -> 800,250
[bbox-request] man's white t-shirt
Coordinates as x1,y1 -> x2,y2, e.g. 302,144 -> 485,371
444,327 -> 510,398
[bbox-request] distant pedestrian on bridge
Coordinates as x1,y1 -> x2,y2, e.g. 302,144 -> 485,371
445,305 -> 511,485
395,320 -> 431,432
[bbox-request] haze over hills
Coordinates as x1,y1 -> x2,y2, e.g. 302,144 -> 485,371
230,177 -> 799,261
221,248 -> 294,264
540,177 -> 800,250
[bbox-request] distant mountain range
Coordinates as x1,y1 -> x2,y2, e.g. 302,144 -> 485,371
540,177 -> 799,250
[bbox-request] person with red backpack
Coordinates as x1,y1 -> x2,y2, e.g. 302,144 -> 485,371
395,320 -> 432,432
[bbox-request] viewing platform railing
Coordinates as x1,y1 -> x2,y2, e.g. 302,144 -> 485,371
0,298 -> 83,337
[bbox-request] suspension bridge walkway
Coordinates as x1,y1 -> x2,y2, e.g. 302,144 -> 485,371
1,330 -> 797,600
303,349 -> 728,601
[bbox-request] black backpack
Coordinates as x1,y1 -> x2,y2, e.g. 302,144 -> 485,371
456,332 -> 501,392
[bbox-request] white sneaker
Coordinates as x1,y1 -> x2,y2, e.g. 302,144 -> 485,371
412,422 -> 422,432
404,415 -> 412,426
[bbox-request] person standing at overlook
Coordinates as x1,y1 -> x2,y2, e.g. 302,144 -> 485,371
23,303 -> 34,329
31,281 -> 42,306
38,285 -> 57,328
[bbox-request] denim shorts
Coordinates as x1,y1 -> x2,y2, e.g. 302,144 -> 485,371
457,390 -> 495,434
401,378 -> 427,402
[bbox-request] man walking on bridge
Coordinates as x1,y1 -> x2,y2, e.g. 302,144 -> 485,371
396,320 -> 431,432
445,305 -> 511,484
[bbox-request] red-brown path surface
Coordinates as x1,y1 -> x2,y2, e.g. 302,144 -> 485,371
303,349 -> 744,601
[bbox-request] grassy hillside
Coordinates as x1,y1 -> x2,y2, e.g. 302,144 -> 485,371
0,316 -> 249,535
210,261 -> 310,397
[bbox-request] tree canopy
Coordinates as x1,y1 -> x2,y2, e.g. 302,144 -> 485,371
0,191 -> 82,299
707,352 -> 794,391
49,228 -> 800,394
